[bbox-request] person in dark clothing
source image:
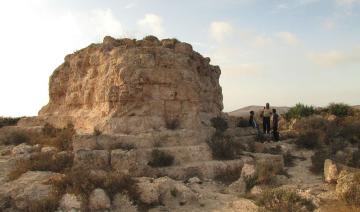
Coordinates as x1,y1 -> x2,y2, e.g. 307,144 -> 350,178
249,111 -> 258,129
261,103 -> 272,134
272,108 -> 279,141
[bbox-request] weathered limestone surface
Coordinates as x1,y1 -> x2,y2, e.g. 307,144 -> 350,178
38,36 -> 223,134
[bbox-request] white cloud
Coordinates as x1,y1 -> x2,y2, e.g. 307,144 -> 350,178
336,0 -> 360,7
308,48 -> 360,67
251,35 -> 273,48
124,3 -> 136,9
322,20 -> 335,30
276,31 -> 300,46
209,21 -> 234,43
137,14 -> 164,37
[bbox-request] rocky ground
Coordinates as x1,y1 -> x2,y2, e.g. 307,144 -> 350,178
1,123 -> 358,211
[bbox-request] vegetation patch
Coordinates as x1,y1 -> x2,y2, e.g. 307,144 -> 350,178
165,118 -> 180,130
148,149 -> 174,167
8,152 -> 74,181
2,130 -> 30,145
295,130 -> 324,150
258,188 -> 316,212
285,103 -> 316,120
207,131 -> 243,160
326,103 -> 353,117
214,166 -> 241,185
0,117 -> 21,128
210,117 -> 228,132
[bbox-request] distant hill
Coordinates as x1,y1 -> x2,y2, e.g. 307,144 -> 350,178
353,105 -> 360,110
228,105 -> 290,117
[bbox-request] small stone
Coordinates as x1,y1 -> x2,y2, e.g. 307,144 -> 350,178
41,146 -> 58,154
89,188 -> 111,210
188,177 -> 201,184
241,164 -> 256,179
228,178 -> 247,195
11,143 -> 33,155
112,193 -> 137,212
324,159 -> 339,183
59,193 -> 82,211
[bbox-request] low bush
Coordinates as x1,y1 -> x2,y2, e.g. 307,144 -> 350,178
258,188 -> 316,212
264,145 -> 282,155
336,171 -> 360,207
349,150 -> 360,168
237,118 -> 249,128
327,103 -> 353,117
244,175 -> 258,192
2,130 -> 30,145
148,149 -> 174,167
255,132 -> 268,143
256,161 -> 277,185
207,131 -> 243,160
93,127 -> 102,136
283,151 -> 297,167
0,117 -> 21,128
165,119 -> 180,130
310,149 -> 331,174
8,152 -> 74,181
285,103 -> 316,120
214,166 -> 241,185
295,130 -> 324,150
53,168 -> 137,208
210,117 -> 228,132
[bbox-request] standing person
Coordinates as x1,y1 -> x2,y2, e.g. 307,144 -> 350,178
249,111 -> 258,129
262,103 -> 272,134
272,108 -> 279,141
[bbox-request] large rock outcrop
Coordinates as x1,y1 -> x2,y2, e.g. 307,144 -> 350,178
38,36 -> 223,134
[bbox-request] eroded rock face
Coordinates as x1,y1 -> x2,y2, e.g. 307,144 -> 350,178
39,36 -> 223,134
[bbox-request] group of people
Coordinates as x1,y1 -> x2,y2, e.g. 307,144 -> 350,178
248,103 -> 279,141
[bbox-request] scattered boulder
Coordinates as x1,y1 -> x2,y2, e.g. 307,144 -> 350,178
11,143 -> 34,155
324,159 -> 339,183
188,177 -> 201,184
112,193 -> 138,212
336,170 -> 360,206
241,163 -> 256,179
135,177 -> 198,206
0,171 -> 62,210
58,193 -> 82,211
41,146 -> 58,154
88,188 -> 111,210
228,178 -> 247,195
221,198 -> 259,211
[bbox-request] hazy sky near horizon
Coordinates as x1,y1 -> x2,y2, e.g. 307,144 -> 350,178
0,0 -> 360,116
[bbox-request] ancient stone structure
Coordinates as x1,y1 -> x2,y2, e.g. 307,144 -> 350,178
39,36 -> 223,134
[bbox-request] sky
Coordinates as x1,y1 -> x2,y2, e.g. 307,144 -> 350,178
0,0 -> 360,117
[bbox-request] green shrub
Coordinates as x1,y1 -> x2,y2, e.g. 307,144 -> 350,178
0,117 -> 21,128
258,188 -> 316,212
148,149 -> 174,167
210,117 -> 228,132
295,130 -> 323,150
285,103 -> 315,120
3,131 -> 30,145
207,131 -> 243,160
327,103 -> 353,117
